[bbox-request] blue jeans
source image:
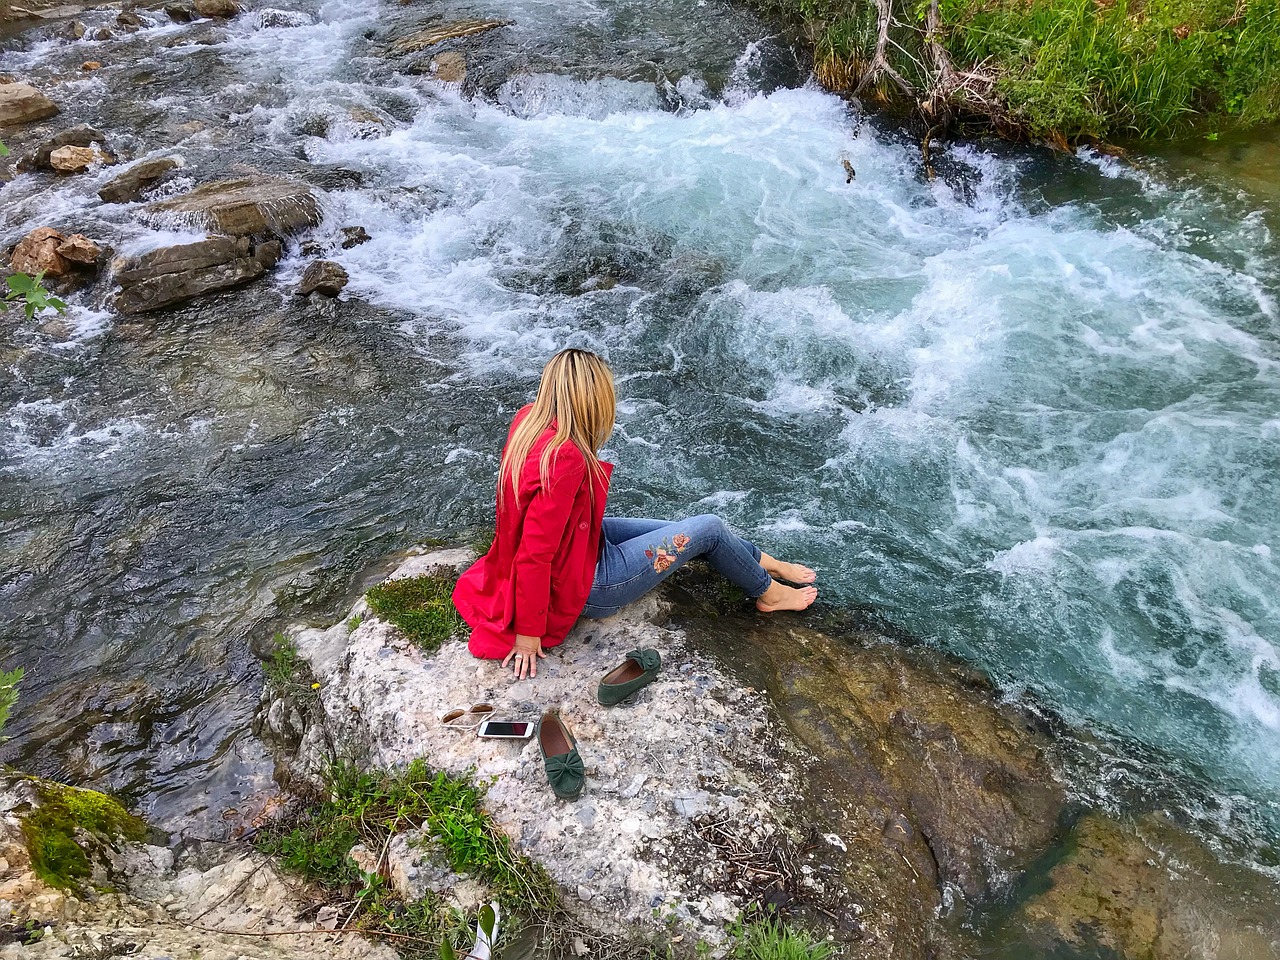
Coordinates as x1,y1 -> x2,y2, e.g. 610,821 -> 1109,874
581,515 -> 772,618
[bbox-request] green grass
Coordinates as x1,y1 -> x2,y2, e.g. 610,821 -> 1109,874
755,0 -> 1280,141
263,633 -> 320,709
21,781 -> 147,890
0,667 -> 22,740
365,575 -> 464,652
255,760 -> 556,956
728,916 -> 834,960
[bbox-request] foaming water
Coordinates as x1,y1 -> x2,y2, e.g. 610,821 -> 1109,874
1,0 -> 1278,882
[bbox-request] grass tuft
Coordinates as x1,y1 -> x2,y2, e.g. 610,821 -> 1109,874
728,915 -> 834,960
263,633 -> 321,709
256,760 -> 556,956
365,575 -> 464,652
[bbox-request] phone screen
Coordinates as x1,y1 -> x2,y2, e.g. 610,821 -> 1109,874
481,721 -> 532,737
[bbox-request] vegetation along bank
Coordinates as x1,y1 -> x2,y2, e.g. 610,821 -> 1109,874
752,0 -> 1280,145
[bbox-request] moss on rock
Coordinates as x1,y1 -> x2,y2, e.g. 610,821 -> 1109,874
364,573 -> 464,652
20,780 -> 147,890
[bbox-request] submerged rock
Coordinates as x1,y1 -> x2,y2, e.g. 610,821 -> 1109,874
148,177 -> 321,238
1011,812 -> 1280,959
112,235 -> 271,315
97,155 -> 181,203
0,82 -> 59,128
298,259 -> 348,297
340,225 -> 371,248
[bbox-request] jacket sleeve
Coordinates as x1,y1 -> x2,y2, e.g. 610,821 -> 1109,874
511,447 -> 586,638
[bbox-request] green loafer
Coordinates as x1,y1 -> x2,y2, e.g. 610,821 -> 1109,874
597,648 -> 661,706
536,711 -> 585,800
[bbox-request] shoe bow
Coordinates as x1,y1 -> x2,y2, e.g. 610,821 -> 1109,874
543,748 -> 585,790
626,648 -> 660,672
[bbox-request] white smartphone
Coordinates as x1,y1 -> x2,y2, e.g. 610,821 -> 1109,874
477,719 -> 535,740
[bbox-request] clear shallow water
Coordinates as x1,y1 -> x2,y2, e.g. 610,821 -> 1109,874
1,0 -> 1278,884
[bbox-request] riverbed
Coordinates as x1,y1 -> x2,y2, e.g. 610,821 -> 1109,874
1,0 -> 1277,925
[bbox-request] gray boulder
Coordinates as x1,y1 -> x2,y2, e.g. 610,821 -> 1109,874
113,236 -> 268,315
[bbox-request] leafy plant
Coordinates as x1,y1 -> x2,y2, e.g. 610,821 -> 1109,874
0,667 -> 23,740
365,574 -> 464,652
262,633 -> 320,709
4,271 -> 67,321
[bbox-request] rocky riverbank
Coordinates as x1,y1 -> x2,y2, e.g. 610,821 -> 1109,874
3,548 -> 1279,958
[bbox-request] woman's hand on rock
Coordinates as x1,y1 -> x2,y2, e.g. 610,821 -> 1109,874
503,634 -> 545,679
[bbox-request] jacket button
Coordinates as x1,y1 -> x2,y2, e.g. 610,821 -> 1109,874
578,521 -> 587,530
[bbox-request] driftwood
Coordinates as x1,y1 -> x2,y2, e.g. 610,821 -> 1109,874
853,0 -> 915,98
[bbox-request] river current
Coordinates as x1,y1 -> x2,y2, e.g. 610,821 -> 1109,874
1,0 -> 1278,900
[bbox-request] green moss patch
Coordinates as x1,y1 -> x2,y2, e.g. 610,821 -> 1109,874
364,574 -> 464,652
256,760 -> 556,955
21,781 -> 146,890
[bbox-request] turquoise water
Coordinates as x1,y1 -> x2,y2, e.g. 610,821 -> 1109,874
0,0 -> 1277,884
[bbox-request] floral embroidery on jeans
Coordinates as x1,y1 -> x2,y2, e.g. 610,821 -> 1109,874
645,534 -> 690,573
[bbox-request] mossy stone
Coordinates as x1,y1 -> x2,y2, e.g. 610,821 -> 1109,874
21,781 -> 147,890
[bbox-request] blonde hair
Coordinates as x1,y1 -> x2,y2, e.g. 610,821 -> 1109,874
499,349 -> 615,507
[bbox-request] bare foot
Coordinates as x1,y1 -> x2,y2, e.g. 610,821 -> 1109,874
760,551 -> 817,584
755,580 -> 818,613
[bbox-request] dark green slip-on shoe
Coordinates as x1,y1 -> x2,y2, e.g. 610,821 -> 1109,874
597,648 -> 661,706
536,711 -> 585,800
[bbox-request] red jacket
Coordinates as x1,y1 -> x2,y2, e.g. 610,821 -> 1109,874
452,406 -> 613,659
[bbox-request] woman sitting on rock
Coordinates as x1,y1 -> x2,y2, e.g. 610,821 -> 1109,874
451,348 -> 818,680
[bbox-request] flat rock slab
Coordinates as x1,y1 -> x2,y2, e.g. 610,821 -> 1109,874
148,177 -> 320,237
0,82 -> 59,128
98,156 -> 181,203
113,235 -> 270,315
388,19 -> 511,56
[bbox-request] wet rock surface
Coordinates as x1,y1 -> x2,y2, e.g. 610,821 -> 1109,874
0,81 -> 58,127
98,155 -> 181,203
112,235 -> 269,314
18,124 -> 107,170
148,177 -> 321,238
298,259 -> 348,297
49,142 -> 114,172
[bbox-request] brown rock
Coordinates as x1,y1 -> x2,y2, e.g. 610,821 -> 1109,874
55,234 -> 100,264
49,143 -> 114,173
115,9 -> 142,28
298,259 -> 348,297
0,82 -> 58,128
97,156 -> 181,203
20,125 -> 107,171
10,227 -> 70,277
193,0 -> 239,17
113,235 -> 267,314
81,61 -> 102,71
93,26 -> 112,40
165,2 -> 195,21
388,19 -> 511,56
431,51 -> 466,84
148,177 -> 320,237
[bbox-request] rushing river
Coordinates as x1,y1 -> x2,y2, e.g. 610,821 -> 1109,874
1,0 -> 1278,909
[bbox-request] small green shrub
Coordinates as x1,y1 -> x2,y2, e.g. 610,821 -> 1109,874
365,575 -> 464,652
263,633 -> 320,709
21,781 -> 147,890
0,667 -> 22,740
4,271 -> 67,321
256,761 -> 556,955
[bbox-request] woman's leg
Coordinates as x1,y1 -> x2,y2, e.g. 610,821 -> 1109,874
583,514 -> 815,617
